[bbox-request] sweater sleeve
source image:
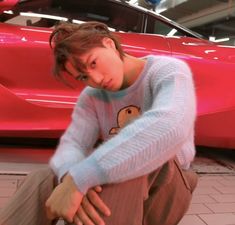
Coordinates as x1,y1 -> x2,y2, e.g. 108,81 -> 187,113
49,91 -> 100,181
69,59 -> 196,194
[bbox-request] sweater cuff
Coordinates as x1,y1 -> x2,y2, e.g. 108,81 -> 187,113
69,156 -> 107,194
57,163 -> 75,182
49,161 -> 76,182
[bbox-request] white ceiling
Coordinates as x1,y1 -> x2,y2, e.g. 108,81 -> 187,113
160,0 -> 235,28
136,0 -> 235,44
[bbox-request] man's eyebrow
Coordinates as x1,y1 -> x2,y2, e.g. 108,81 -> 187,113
85,53 -> 93,65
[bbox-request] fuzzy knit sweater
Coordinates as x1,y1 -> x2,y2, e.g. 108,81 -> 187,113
50,55 -> 197,194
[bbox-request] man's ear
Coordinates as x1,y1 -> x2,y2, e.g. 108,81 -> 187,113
102,37 -> 116,49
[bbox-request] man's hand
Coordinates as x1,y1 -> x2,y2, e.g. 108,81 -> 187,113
45,174 -> 83,223
74,186 -> 111,225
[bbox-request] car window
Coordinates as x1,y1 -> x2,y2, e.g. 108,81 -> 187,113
146,14 -> 188,37
0,0 -> 144,33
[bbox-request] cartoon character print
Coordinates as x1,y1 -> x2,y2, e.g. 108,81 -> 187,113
109,105 -> 141,135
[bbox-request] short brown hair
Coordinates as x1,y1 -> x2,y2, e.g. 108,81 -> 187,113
49,21 -> 125,81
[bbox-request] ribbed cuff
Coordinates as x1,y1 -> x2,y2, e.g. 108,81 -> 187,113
49,160 -> 75,182
57,163 -> 75,182
69,156 -> 107,194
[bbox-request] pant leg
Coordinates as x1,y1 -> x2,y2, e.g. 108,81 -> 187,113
72,161 -> 172,225
0,167 -> 57,225
97,175 -> 149,225
60,158 -> 197,225
143,159 -> 198,225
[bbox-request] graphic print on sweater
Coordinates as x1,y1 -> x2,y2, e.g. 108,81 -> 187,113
109,105 -> 141,135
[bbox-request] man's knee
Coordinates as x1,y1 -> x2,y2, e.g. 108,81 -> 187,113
25,166 -> 57,189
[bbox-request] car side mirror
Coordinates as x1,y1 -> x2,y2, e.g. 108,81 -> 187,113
0,0 -> 19,14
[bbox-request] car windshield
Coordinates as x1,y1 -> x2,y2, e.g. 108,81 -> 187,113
0,0 -> 144,33
0,0 -> 205,39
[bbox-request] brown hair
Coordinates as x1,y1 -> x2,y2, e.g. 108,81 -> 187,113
49,21 -> 125,81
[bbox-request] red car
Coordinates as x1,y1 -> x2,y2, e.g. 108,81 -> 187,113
0,0 -> 235,149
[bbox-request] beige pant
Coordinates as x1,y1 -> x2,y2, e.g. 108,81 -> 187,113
0,158 -> 197,225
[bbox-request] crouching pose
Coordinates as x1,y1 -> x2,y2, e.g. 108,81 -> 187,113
0,21 -> 198,225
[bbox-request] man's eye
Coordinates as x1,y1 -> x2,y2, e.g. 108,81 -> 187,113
75,74 -> 88,81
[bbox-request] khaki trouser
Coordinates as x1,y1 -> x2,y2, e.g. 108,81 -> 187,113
0,158 -> 198,225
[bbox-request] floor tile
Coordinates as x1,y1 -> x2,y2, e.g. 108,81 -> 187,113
210,194 -> 235,203
178,215 -> 206,225
0,187 -> 16,198
0,178 -> 17,188
199,213 -> 235,225
214,186 -> 235,194
194,187 -> 221,195
205,203 -> 235,213
218,180 -> 235,187
199,175 -> 227,181
197,180 -> 224,188
192,194 -> 217,204
224,177 -> 235,181
186,203 -> 213,214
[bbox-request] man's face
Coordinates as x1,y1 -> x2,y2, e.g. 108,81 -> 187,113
65,38 -> 124,91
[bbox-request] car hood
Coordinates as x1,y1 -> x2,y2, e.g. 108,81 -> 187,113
166,36 -> 235,64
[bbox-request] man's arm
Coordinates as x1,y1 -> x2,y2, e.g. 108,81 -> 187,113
49,91 -> 100,181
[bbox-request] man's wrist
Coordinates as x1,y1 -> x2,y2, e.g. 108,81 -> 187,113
63,174 -> 83,195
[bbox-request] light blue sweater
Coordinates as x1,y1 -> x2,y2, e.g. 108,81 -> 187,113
50,55 -> 196,194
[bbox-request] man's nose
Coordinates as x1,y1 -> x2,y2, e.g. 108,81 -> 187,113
90,71 -> 104,84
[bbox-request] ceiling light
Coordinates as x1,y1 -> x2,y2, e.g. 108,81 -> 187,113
167,28 -> 177,36
155,7 -> 167,13
210,36 -> 230,43
20,12 -> 68,21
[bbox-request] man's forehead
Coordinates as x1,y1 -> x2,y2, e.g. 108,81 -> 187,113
65,56 -> 88,75
72,51 -> 91,65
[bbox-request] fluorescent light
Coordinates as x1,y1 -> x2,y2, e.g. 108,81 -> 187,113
209,36 -> 230,43
21,28 -> 51,33
20,12 -> 68,21
129,0 -> 138,4
72,19 -> 85,24
213,37 -> 230,43
3,10 -> 13,14
209,36 -> 215,41
72,20 -> 115,31
167,28 -> 177,36
108,27 -> 116,32
155,7 -> 167,13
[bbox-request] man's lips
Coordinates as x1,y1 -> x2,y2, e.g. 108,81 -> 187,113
103,80 -> 112,89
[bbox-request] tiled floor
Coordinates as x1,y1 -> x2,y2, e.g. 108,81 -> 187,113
178,174 -> 235,225
0,147 -> 235,225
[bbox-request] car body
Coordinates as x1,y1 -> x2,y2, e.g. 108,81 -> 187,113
0,0 -> 235,149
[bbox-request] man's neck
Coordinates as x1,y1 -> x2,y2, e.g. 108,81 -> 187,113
122,55 -> 146,89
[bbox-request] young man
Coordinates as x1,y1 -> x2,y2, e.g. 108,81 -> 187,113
0,21 -> 197,225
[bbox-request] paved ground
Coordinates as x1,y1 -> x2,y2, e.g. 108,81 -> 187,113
0,146 -> 235,225
179,147 -> 235,225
